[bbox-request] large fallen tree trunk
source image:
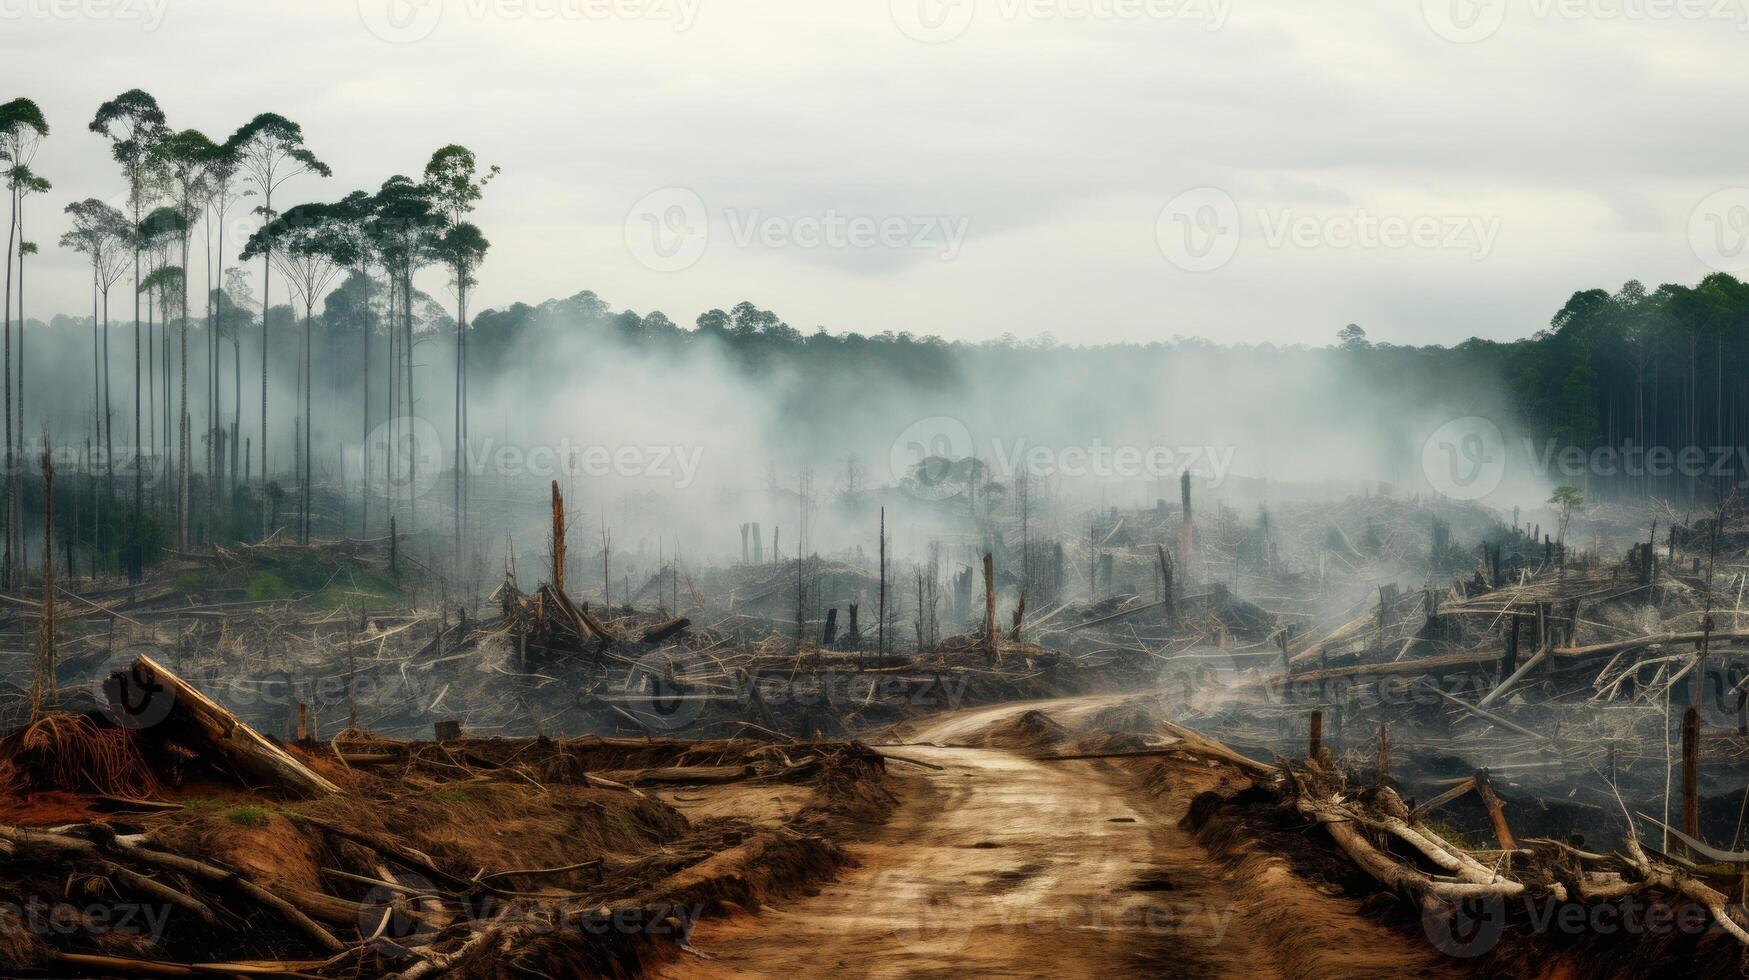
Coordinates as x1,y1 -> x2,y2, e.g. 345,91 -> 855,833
104,654 -> 342,797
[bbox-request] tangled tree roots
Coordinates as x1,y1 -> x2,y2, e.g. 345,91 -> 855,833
0,713 -> 159,799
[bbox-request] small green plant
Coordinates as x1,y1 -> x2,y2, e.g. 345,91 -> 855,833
173,572 -> 214,593
428,788 -> 474,804
247,572 -> 292,601
225,805 -> 270,827
615,811 -> 639,842
1422,818 -> 1484,851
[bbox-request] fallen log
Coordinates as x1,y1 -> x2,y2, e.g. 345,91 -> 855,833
599,764 -> 757,786
104,654 -> 342,798
641,616 -> 691,644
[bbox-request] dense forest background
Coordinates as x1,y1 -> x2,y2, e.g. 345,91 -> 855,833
19,268 -> 1749,523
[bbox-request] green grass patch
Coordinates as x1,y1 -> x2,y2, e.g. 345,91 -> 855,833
225,805 -> 270,827
1423,818 -> 1485,851
427,788 -> 475,805
246,572 -> 292,601
173,571 -> 216,593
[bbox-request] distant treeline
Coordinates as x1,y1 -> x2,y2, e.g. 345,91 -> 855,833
26,270 -> 1748,505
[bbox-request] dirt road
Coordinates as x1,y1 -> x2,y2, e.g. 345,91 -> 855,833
663,697 -> 1451,979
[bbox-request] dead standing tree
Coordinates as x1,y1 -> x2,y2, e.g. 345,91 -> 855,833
550,480 -> 565,594
29,447 -> 54,720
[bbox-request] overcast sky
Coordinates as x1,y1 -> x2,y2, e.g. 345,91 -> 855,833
7,0 -> 1749,347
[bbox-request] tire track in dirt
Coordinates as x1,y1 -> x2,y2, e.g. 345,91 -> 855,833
662,697 -> 1453,979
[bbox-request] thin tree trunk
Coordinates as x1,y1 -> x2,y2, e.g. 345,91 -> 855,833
133,234 -> 142,582
4,184 -> 17,589
361,264 -> 370,537
179,229 -> 190,550
302,302 -> 311,544
260,203 -> 271,531
403,272 -> 416,533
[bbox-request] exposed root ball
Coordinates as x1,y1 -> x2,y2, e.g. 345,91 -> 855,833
0,713 -> 159,799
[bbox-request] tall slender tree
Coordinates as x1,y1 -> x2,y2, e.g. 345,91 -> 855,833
225,114 -> 329,518
60,199 -> 130,541
423,145 -> 497,551
0,97 -> 48,587
243,203 -> 353,543
199,143 -> 245,519
90,89 -> 167,581
329,191 -> 379,536
151,130 -> 218,549
366,176 -> 440,532
13,170 -> 49,483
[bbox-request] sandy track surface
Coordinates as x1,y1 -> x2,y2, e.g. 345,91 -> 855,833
663,697 -> 1452,979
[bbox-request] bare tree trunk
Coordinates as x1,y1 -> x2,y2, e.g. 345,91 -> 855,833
877,507 -> 885,661
29,448 -> 53,721
132,237 -> 143,582
550,480 -> 565,593
259,213 -> 271,532
179,230 -> 190,550
3,184 -> 16,589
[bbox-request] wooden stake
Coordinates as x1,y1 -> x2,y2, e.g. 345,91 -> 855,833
1474,769 -> 1516,850
1308,710 -> 1323,759
1377,720 -> 1390,783
983,552 -> 997,660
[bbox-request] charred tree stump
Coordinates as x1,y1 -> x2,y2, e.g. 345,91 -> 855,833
550,481 -> 566,594
983,552 -> 997,661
